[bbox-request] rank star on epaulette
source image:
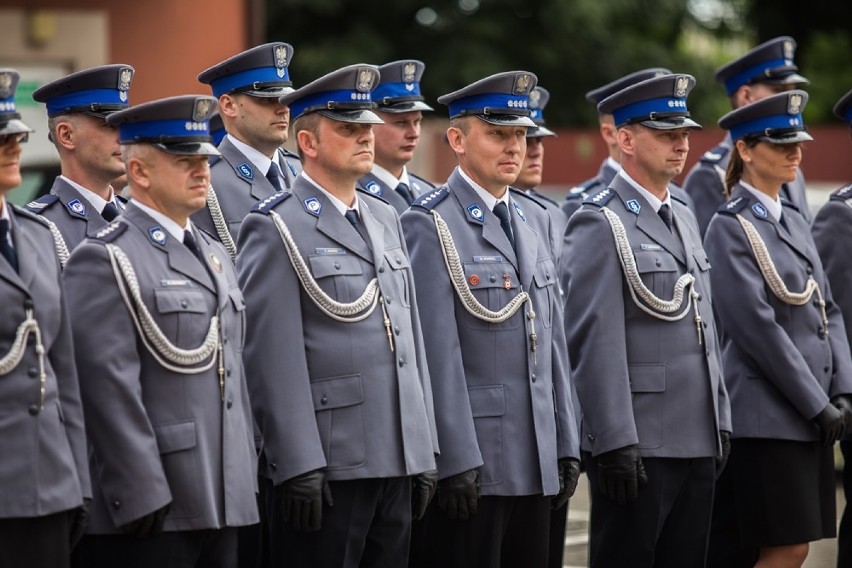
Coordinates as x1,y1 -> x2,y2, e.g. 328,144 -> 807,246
592,189 -> 610,202
26,200 -> 48,210
727,197 -> 743,209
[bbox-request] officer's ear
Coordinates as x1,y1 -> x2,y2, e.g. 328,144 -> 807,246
616,125 -> 635,157
446,126 -> 465,155
218,94 -> 239,119
599,119 -> 617,148
125,148 -> 153,191
296,128 -> 319,160
54,119 -> 76,151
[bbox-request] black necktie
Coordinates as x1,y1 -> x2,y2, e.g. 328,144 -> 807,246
101,202 -> 120,222
658,203 -> 674,233
395,182 -> 415,204
779,213 -> 790,232
266,162 -> 284,193
345,209 -> 372,248
493,202 -> 516,251
183,229 -> 203,262
0,219 -> 19,272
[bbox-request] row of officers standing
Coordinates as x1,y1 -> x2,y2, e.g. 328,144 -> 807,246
1,33 -> 852,568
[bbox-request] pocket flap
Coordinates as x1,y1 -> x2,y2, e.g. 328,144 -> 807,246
155,421 -> 197,454
533,259 -> 557,288
692,247 -> 711,271
154,288 -> 207,314
628,364 -> 666,393
311,374 -> 364,411
468,385 -> 506,418
383,248 -> 411,270
634,250 -> 679,273
308,254 -> 364,279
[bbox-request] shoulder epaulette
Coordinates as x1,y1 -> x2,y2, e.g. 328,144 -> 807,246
780,197 -> 800,212
12,204 -> 51,228
93,221 -> 128,242
208,154 -> 223,167
356,186 -> 390,205
829,183 -> 852,201
718,196 -> 750,215
669,186 -> 690,206
584,187 -> 616,207
509,187 -> 548,210
410,173 -> 436,190
194,224 -> 219,242
411,186 -> 449,210
280,147 -> 300,160
251,191 -> 291,214
25,193 -> 60,213
699,145 -> 730,164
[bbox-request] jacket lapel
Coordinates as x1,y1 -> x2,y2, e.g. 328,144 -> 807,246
295,179 -> 374,263
219,138 -> 275,201
511,201 -> 537,290
359,197 -> 385,266
0,207 -> 31,293
53,179 -> 108,236
611,176 -> 686,264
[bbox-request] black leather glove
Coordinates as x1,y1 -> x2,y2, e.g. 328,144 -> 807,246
119,503 -> 170,537
814,402 -> 845,446
596,445 -> 648,506
411,470 -> 438,520
552,458 -> 581,510
68,497 -> 91,549
436,469 -> 480,520
716,431 -> 732,479
281,469 -> 333,532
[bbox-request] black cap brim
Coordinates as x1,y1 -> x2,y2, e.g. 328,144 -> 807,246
317,109 -> 384,124
756,131 -> 813,144
761,72 -> 809,87
0,118 -> 34,136
243,86 -> 295,98
639,117 -> 702,130
476,114 -> 536,127
526,125 -> 556,138
377,101 -> 434,113
153,142 -> 222,156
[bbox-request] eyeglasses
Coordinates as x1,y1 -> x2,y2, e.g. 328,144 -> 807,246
0,132 -> 29,146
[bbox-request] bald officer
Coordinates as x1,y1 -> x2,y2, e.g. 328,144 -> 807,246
0,68 -> 90,568
357,60 -> 435,213
563,74 -> 730,567
27,65 -> 134,257
684,36 -> 812,235
195,43 -> 301,254
63,95 -> 258,568
237,64 -> 438,568
401,71 -> 580,568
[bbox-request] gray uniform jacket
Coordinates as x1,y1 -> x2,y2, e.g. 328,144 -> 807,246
193,136 -> 301,241
684,135 -> 812,237
400,169 -> 579,498
563,174 -> 730,459
704,185 -> 852,441
25,177 -> 126,252
0,205 -> 90,518
62,203 -> 258,533
358,171 -> 435,215
236,179 -> 438,486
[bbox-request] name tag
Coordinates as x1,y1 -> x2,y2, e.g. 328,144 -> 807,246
315,247 -> 346,255
473,255 -> 503,263
160,279 -> 193,287
640,244 -> 663,251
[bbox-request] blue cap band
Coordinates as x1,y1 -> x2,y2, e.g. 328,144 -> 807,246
211,128 -> 226,145
45,88 -> 128,116
612,96 -> 689,127
447,93 -> 529,118
723,57 -> 791,95
372,81 -> 422,101
119,118 -> 210,143
842,107 -> 852,125
289,89 -> 373,120
729,112 -> 804,141
0,96 -> 17,113
530,108 -> 544,121
210,66 -> 291,97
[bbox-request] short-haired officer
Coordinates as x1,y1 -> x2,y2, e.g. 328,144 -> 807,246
563,74 -> 731,567
196,43 -> 302,255
237,64 -> 438,568
357,59 -> 436,214
27,65 -> 134,258
63,95 -> 258,568
0,68 -> 90,568
684,36 -> 811,236
401,71 -> 580,568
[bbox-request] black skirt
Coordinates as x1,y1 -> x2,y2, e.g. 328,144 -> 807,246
729,438 -> 836,547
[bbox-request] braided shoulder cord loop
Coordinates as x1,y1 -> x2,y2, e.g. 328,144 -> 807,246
206,185 -> 237,261
43,217 -> 70,268
0,309 -> 47,409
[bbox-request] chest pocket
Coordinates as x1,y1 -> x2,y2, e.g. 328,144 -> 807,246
692,247 -> 711,272
154,287 -> 209,348
532,258 -> 558,328
461,261 -> 521,331
382,248 -> 411,307
308,254 -> 366,302
633,249 -> 681,300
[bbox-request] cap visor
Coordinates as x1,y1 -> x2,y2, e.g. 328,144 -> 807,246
640,117 -> 702,130
153,142 -> 222,156
476,114 -> 536,127
763,72 -> 809,87
526,125 -> 556,138
245,86 -> 296,98
0,118 -> 34,135
317,109 -> 384,124
757,131 -> 813,144
378,101 -> 434,113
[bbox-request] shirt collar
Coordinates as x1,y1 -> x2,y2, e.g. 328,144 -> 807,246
60,175 -> 116,214
300,171 -> 360,217
371,163 -> 411,189
605,156 -> 621,171
740,181 -> 783,221
226,133 -> 281,176
616,170 -> 671,212
131,199 -> 192,242
0,198 -> 9,222
457,166 -> 510,212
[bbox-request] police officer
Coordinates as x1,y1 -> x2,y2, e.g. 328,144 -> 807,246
562,68 -> 696,219
357,59 -> 435,214
563,74 -> 730,567
237,64 -> 439,568
0,68 -> 90,568
684,36 -> 812,236
705,91 -> 852,568
27,65 -> 134,257
63,95 -> 258,568
195,42 -> 301,253
401,71 -> 580,568
811,88 -> 852,568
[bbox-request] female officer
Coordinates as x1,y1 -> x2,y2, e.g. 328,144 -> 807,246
704,90 -> 852,568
